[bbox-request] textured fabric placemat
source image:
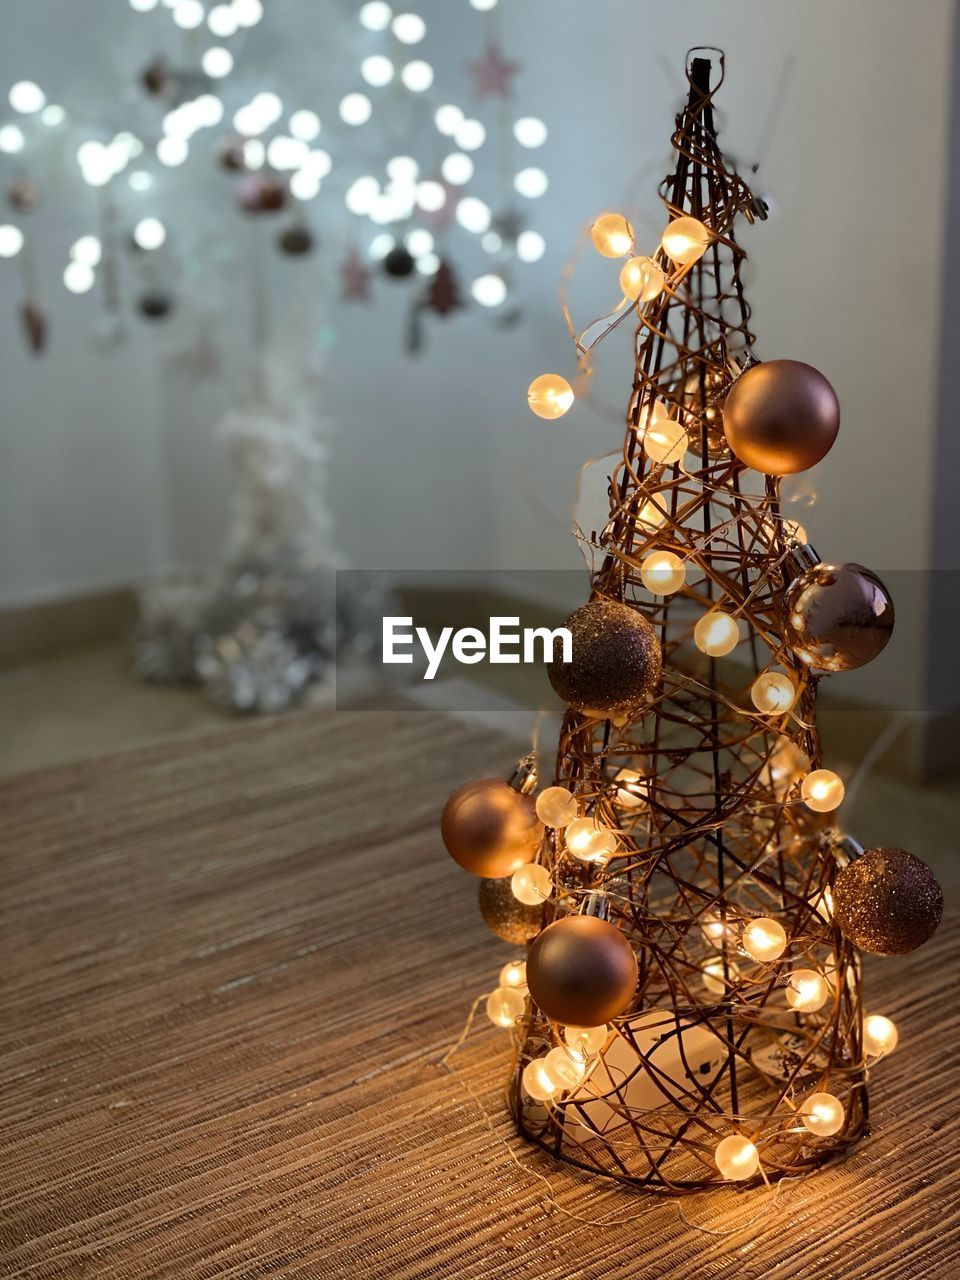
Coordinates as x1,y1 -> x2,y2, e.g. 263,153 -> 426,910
1,707 -> 957,1280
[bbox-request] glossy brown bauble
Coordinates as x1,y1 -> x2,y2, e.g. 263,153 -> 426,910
834,847 -> 942,955
478,876 -> 544,944
527,915 -> 638,1026
138,290 -> 174,320
723,359 -> 840,475
548,600 -> 662,718
784,562 -> 894,672
219,139 -> 247,173
237,174 -> 288,214
441,778 -> 542,878
383,246 -> 416,278
278,224 -> 314,255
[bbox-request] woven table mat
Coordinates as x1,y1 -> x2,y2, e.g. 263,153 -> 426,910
1,707 -> 957,1280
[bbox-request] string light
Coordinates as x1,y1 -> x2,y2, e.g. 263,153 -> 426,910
401,60 -> 433,92
742,917 -> 787,962
339,93 -> 372,126
635,497 -> 668,530
456,119 -> 486,151
290,170 -> 320,201
417,180 -> 445,212
442,153 -> 473,185
232,0 -> 264,27
71,235 -> 102,266
535,786 -> 578,828
172,0 -> 205,29
563,1025 -> 607,1055
590,212 -> 633,258
361,55 -> 394,87
785,968 -> 829,1012
406,228 -> 434,257
564,817 -> 617,864
694,611 -> 741,658
522,1056 -> 560,1102
800,1092 -> 844,1137
801,769 -> 845,812
207,4 -> 238,36
129,170 -> 153,191
702,959 -> 732,995
456,197 -> 491,234
41,104 -> 65,127
359,0 -> 392,29
701,915 -> 728,945
289,110 -> 321,141
203,47 -> 234,78
527,374 -> 574,420
514,168 -> 547,198
9,81 -> 46,114
0,125 -> 25,153
715,1134 -> 759,1180
639,550 -> 685,595
750,671 -> 796,715
157,136 -> 188,166
620,255 -> 665,303
63,261 -> 95,294
434,104 -> 463,136
392,11 -> 426,42
511,862 -> 552,905
486,985 -> 526,1028
133,217 -> 166,250
499,959 -> 527,990
471,274 -> 507,307
517,231 -> 545,263
543,1045 -> 586,1091
513,116 -> 547,148
661,215 -> 710,266
0,225 -> 24,257
614,768 -> 647,809
863,1014 -> 898,1057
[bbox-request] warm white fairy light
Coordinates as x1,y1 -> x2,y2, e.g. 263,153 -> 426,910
71,235 -> 102,266
544,1045 -> 587,1091
619,255 -> 666,303
369,233 -> 395,259
751,671 -> 796,715
863,1014 -> 898,1057
800,1092 -> 844,1137
63,261 -> 95,294
662,215 -> 710,266
441,153 -> 473,185
486,985 -> 525,1028
9,81 -> 46,114
535,786 -> 578,828
392,11 -> 425,42
401,61 -> 433,92
267,136 -> 308,170
157,136 -> 188,166
614,768 -> 647,809
564,817 -> 617,864
471,274 -> 507,307
640,550 -> 685,595
694,611 -> 741,658
406,228 -> 433,257
232,0 -> 264,27
0,225 -> 24,257
482,232 -> 502,254
715,1134 -> 759,1180
456,197 -> 491,234
499,959 -> 527,990
527,374 -> 573,420
643,415 -> 687,465
203,47 -> 234,78
130,0 -> 159,10
590,213 -> 633,259
41,104 -> 65,126
511,863 -> 552,905
288,110 -> 321,142
434,104 -> 463,136
517,231 -> 546,263
359,0 -> 392,30
386,155 -> 418,184
785,968 -> 829,1012
290,170 -> 320,201
801,769 -> 845,813
514,116 -> 547,148
361,55 -> 395,87
0,125 -> 25,154
563,1025 -> 607,1055
522,1056 -> 560,1102
514,167 -> 548,198
173,0 -> 205,29
133,217 -> 166,250
339,93 -> 372,126
207,4 -> 238,35
242,139 -> 265,169
416,252 -> 440,276
303,148 -> 332,178
742,917 -> 787,963
456,119 -> 485,151
470,0 -> 497,8
701,914 -> 728,945
129,170 -> 153,192
417,180 -> 445,212
702,958 -> 734,995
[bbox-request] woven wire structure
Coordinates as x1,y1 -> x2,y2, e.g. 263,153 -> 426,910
509,52 -> 868,1192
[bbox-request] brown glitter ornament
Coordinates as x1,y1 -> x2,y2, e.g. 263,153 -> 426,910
478,876 -> 544,944
441,778 -> 542,878
722,359 -> 840,475
784,562 -> 894,672
548,600 -> 662,718
833,847 -> 943,956
527,915 -> 638,1025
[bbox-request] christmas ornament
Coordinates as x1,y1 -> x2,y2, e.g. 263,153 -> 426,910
833,847 -> 943,956
547,600 -> 662,717
218,139 -> 247,172
20,301 -> 47,353
237,174 -> 288,214
783,562 -> 894,671
722,359 -> 840,475
7,178 -> 39,212
425,260 -> 462,315
440,778 -> 541,878
340,247 -> 371,301
382,246 -> 416,279
278,224 -> 314,256
526,915 -> 638,1026
138,290 -> 174,320
140,57 -> 176,98
467,43 -> 521,100
478,876 -> 544,944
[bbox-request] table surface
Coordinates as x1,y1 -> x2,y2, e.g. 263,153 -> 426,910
2,707 -> 958,1280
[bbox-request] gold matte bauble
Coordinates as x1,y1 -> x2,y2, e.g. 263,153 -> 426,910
833,847 -> 942,956
478,876 -> 544,943
548,600 -> 662,718
783,562 -> 894,672
527,915 -> 638,1025
722,359 -> 840,475
441,778 -> 542,878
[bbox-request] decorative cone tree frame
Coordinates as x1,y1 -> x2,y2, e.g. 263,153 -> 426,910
440,52 -> 942,1194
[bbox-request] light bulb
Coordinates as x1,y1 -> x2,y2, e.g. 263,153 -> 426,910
406,228 -> 433,256
41,104 -> 65,126
0,224 -> 24,257
482,231 -> 502,254
417,180 -> 445,212
303,148 -> 332,178
702,959 -> 735,996
486,985 -> 526,1028
620,255 -> 665,303
800,1092 -> 844,1137
801,769 -> 845,813
130,0 -> 159,9
499,959 -> 527,990
456,196 -> 491,234
128,170 -> 152,191
157,136 -> 188,166
563,1025 -> 607,1056
564,817 -> 617,864
662,215 -> 710,266
290,170 -> 320,201
522,1056 -> 560,1102
640,550 -> 685,595
694,611 -> 741,658
173,0 -> 205,29
456,119 -> 485,151
208,4 -> 238,35
511,862 -> 552,906
0,125 -> 26,154
434,104 -> 463,136
345,176 -> 379,216
514,167 -> 548,199
863,1013 -> 898,1057
63,260 -> 95,294
242,139 -> 265,169
416,252 -> 440,276
361,55 -> 394,87
392,11 -> 425,41
514,116 -> 547,148
203,47 -> 234,78
267,136 -> 308,170
742,917 -> 787,963
71,235 -> 102,266
590,212 -> 633,259
289,110 -> 321,142
359,0 -> 392,29
614,768 -> 647,809
701,915 -> 727,945
9,81 -> 46,114
715,1134 -> 759,1181
470,0 -> 497,9
369,233 -> 395,259
643,416 -> 687,465
441,152 -> 473,185
401,60 -> 433,92
517,231 -> 545,263
232,0 -> 264,26
785,968 -> 829,1012
133,217 -> 166,250
339,93 -> 372,126
471,274 -> 507,307
527,374 -> 574,420
635,498 -> 668,531
751,671 -> 796,715
536,786 -> 578,828
544,1045 -> 586,1091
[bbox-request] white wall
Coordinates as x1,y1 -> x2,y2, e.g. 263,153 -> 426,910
0,0 -> 954,712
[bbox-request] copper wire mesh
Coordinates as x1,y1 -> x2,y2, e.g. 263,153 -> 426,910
510,52 -> 868,1192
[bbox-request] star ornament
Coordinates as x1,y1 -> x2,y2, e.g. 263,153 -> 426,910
467,43 -> 521,100
340,247 -> 371,302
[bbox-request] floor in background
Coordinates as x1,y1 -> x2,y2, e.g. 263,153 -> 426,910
1,642 -> 957,899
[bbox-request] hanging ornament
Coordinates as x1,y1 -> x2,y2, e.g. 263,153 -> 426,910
526,915 -> 638,1026
548,600 -> 662,718
218,138 -> 248,173
140,57 -> 177,98
20,300 -> 47,353
478,875 -> 544,944
467,43 -> 521,100
237,174 -> 288,214
382,245 -> 415,278
722,359 -> 840,474
833,847 -> 943,955
425,259 -> 462,315
138,289 -> 174,320
7,178 -> 39,213
440,778 -> 542,878
277,224 -> 314,256
783,562 -> 894,671
679,367 -> 730,459
340,246 -> 371,301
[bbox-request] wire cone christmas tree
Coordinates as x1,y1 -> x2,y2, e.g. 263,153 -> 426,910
440,51 -> 941,1193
